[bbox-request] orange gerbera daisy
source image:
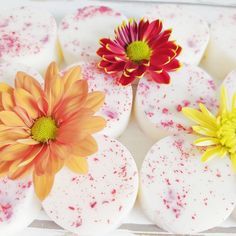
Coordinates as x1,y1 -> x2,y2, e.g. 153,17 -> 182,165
0,62 -> 106,200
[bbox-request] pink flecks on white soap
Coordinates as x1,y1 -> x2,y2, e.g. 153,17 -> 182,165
144,4 -> 209,65
58,5 -> 126,64
135,64 -> 218,139
140,135 -> 236,234
62,61 -> 132,138
42,135 -> 138,236
0,7 -> 57,72
0,176 -> 40,235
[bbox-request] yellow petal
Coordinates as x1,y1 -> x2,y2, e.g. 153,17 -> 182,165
0,110 -> 25,126
230,153 -> 236,173
14,88 -> 39,119
73,135 -> 98,157
80,116 -> 106,134
0,83 -> 13,93
85,92 -> 105,112
194,137 -> 219,146
232,92 -> 236,110
33,172 -> 55,201
63,66 -> 82,91
201,146 -> 226,162
220,86 -> 229,114
199,103 -> 217,123
66,156 -> 88,174
192,125 -> 217,137
182,107 -> 217,130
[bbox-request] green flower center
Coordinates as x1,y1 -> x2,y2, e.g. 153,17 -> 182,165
31,117 -> 57,143
126,41 -> 151,62
217,110 -> 236,153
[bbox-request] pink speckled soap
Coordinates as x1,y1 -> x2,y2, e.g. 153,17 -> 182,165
58,5 -> 126,64
0,177 -> 40,235
140,135 -> 236,234
144,5 -> 209,65
63,62 -> 133,138
42,135 -> 138,235
0,7 -> 58,73
0,62 -> 43,86
135,64 -> 218,140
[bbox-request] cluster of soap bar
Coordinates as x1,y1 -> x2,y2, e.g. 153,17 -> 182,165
0,4 -> 236,236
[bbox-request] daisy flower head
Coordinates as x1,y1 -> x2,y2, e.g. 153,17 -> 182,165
0,62 -> 106,200
182,86 -> 236,172
97,18 -> 182,85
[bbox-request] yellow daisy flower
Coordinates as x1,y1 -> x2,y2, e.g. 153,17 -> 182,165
182,86 -> 236,172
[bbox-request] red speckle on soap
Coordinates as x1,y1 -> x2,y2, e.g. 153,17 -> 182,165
162,108 -> 168,114
161,120 -> 174,128
104,109 -> 118,119
68,206 -> 75,211
90,201 -> 97,208
176,105 -> 182,112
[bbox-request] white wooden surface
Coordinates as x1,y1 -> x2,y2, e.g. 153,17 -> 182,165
2,0 -> 236,235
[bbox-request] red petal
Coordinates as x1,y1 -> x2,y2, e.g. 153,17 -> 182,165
149,70 -> 170,84
117,73 -> 136,86
163,59 -> 182,71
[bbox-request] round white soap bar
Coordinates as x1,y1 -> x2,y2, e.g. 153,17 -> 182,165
59,5 -> 126,64
0,176 -> 40,236
63,62 -> 133,138
0,62 -> 44,86
222,69 -> 236,101
0,6 -> 58,73
144,4 -> 209,65
201,10 -> 236,80
135,64 -> 218,140
42,135 -> 138,235
140,135 -> 236,234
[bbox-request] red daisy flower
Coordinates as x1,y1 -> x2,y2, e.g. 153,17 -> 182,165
97,18 -> 182,85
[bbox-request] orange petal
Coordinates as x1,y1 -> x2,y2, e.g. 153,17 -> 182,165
63,66 -> 82,91
66,156 -> 88,174
79,116 -> 106,134
15,72 -> 44,100
14,88 -> 39,119
1,92 -> 14,110
33,172 -> 55,201
34,146 -> 50,176
17,138 -> 39,145
84,91 -> 105,113
65,79 -> 88,98
72,135 -> 98,157
0,161 -> 12,177
0,144 -> 31,161
8,159 -> 33,180
0,83 -> 13,93
45,155 -> 64,175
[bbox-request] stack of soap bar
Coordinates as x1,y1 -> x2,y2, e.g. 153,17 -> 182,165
63,62 -> 133,138
201,10 -> 236,80
144,4 -> 209,65
140,135 -> 236,234
0,177 -> 40,235
135,64 -> 218,140
43,135 -> 138,235
0,7 -> 58,73
0,62 -> 43,86
58,5 -> 126,64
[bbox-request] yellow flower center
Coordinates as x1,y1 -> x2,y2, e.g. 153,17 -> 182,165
31,117 -> 57,143
126,41 -> 151,62
217,110 -> 236,153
